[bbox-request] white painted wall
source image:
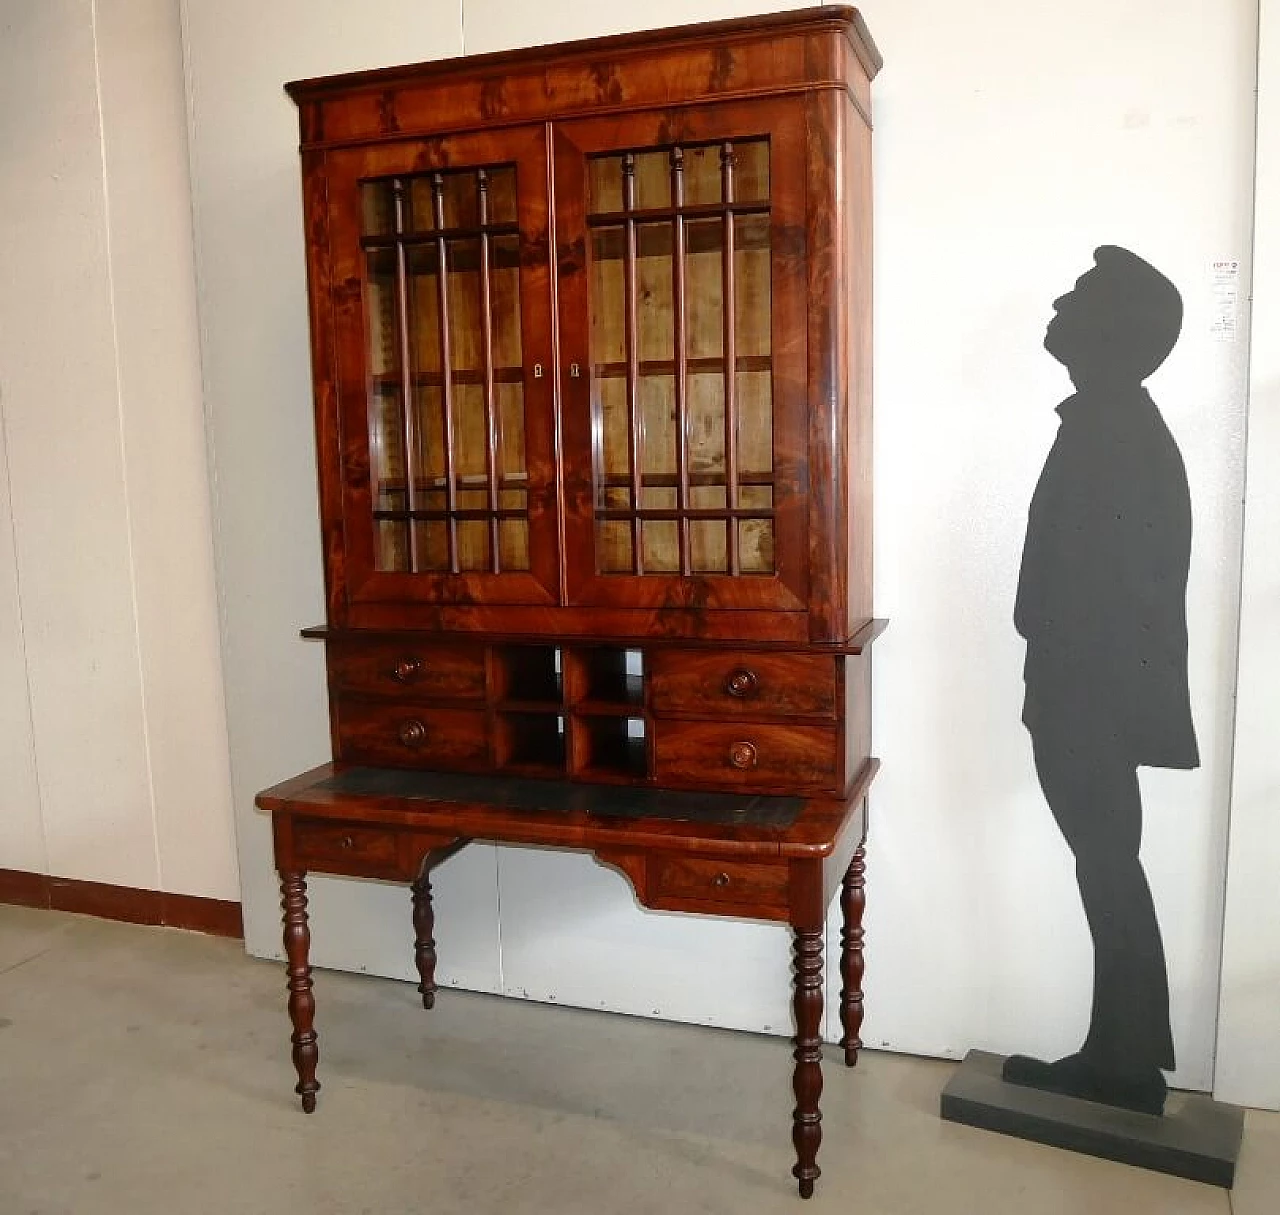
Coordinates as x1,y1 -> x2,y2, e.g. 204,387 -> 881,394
184,0 -> 1266,1097
1215,0 -> 1280,1111
0,0 -> 236,900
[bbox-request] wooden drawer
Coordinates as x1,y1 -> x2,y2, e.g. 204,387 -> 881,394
328,639 -> 486,700
335,699 -> 490,769
293,819 -> 400,876
652,720 -> 839,791
647,650 -> 838,719
650,855 -> 789,909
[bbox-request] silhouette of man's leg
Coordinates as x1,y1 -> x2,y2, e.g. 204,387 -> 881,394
1003,723 -> 1173,1114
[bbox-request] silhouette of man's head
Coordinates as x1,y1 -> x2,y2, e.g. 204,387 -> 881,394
1045,246 -> 1183,387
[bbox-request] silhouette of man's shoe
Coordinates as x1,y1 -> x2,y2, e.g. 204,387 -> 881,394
1002,1051 -> 1168,1116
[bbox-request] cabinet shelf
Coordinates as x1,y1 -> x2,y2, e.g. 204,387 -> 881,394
371,368 -> 526,390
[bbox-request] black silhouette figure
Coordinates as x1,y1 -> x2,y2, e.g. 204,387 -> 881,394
1002,246 -> 1198,1117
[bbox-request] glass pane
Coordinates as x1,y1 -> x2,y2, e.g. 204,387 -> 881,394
633,150 -> 670,209
486,166 -> 518,224
371,389 -> 406,505
588,156 -> 624,215
441,172 -> 478,228
597,520 -> 633,573
589,227 -> 626,370
406,246 -> 442,375
451,384 -> 488,483
690,520 -> 727,573
734,214 -> 771,357
733,139 -> 770,203
682,144 -> 721,206
447,238 -> 483,372
687,373 -> 725,483
685,219 -> 723,361
496,383 -> 527,481
739,519 -> 774,574
499,519 -> 529,571
641,520 -> 679,572
361,181 -> 394,236
636,224 -> 673,363
416,521 -> 449,571
407,178 -> 434,232
366,250 -> 399,377
457,519 -> 490,572
737,370 -> 773,480
598,378 -> 630,501
413,388 -> 446,486
376,520 -> 409,571
490,235 -> 523,369
639,376 -> 676,496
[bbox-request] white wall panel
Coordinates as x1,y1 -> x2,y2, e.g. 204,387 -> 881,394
0,0 -> 156,889
95,0 -> 238,900
0,411 -> 43,875
1216,0 -> 1280,1111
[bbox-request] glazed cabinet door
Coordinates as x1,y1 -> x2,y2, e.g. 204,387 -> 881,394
323,126 -> 559,609
554,100 -> 809,614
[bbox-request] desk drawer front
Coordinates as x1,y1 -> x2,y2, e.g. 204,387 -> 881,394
648,651 -> 838,719
651,855 -> 789,908
294,820 -> 400,875
328,639 -> 487,700
652,720 -> 838,791
335,700 -> 490,769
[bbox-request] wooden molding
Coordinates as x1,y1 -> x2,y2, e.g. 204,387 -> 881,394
0,869 -> 243,938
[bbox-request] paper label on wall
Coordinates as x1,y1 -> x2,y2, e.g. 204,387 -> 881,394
1210,259 -> 1241,342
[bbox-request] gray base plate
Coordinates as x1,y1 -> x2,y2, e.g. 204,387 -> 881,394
940,1050 -> 1244,1187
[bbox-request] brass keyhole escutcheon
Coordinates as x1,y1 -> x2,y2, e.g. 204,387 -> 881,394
724,668 -> 760,699
398,719 -> 427,748
340,835 -> 355,850
713,872 -> 731,888
391,657 -> 423,684
728,741 -> 758,770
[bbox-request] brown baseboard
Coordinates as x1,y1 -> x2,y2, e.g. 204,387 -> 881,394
0,869 -> 243,938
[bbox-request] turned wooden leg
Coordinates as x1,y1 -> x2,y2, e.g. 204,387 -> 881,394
839,842 -> 867,1067
280,870 -> 320,1113
791,926 -> 824,1199
411,873 -> 438,1010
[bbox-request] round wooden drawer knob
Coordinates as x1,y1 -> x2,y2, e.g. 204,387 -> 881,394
390,657 -> 424,684
398,719 -> 428,748
728,740 -> 758,770
724,668 -> 760,699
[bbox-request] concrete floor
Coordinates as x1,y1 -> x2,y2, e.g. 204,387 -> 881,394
0,905 -> 1275,1215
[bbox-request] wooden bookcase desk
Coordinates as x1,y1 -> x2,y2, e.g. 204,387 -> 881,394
259,5 -> 883,1200
258,755 -> 874,1200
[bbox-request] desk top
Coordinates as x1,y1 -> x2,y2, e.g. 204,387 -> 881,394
257,759 -> 877,860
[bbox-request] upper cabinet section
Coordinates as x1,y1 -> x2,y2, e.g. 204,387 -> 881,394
292,7 -> 880,646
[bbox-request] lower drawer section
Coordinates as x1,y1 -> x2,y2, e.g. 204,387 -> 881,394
652,720 -> 839,792
650,854 -> 789,909
335,699 -> 490,770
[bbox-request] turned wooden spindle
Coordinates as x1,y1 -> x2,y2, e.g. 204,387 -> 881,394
411,872 -> 438,1010
791,926 -> 825,1199
839,842 -> 867,1067
280,870 -> 320,1112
